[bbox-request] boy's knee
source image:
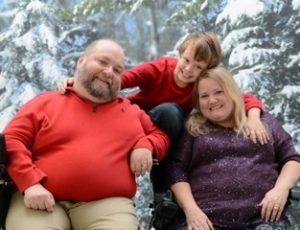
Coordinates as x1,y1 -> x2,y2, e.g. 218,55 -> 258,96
149,103 -> 184,142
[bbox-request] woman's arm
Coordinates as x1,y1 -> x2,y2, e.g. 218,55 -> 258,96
259,160 -> 300,222
171,182 -> 213,230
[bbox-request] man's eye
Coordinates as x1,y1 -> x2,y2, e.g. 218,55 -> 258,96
114,69 -> 122,75
99,60 -> 107,65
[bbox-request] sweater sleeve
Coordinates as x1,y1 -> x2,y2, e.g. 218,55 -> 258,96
133,111 -> 170,161
166,130 -> 194,187
3,96 -> 47,192
263,112 -> 300,167
242,93 -> 264,112
121,58 -> 165,89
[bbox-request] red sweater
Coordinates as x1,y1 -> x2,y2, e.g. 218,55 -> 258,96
121,57 -> 263,112
4,91 -> 169,202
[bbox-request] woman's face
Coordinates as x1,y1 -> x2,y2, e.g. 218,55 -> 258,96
174,46 -> 207,88
198,78 -> 234,128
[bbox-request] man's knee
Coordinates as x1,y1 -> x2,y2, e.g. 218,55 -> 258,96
69,197 -> 138,230
6,192 -> 70,230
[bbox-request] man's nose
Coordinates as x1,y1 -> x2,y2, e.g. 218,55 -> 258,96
102,66 -> 114,76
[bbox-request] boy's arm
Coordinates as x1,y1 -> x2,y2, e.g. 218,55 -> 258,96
243,93 -> 263,111
242,93 -> 270,144
121,58 -> 164,89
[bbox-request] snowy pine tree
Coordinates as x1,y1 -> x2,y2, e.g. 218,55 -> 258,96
0,0 -> 96,131
0,0 -> 69,130
164,0 -> 299,151
215,0 -> 300,149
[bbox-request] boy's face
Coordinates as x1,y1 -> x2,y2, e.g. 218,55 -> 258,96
174,46 -> 208,87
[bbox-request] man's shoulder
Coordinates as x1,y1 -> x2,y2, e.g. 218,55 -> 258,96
25,91 -> 70,107
33,91 -> 64,101
15,91 -> 65,113
116,96 -> 145,113
117,96 -> 136,107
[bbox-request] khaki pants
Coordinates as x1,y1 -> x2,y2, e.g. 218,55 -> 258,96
6,192 -> 138,230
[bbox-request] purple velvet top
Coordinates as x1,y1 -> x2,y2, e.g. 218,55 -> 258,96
166,112 -> 300,228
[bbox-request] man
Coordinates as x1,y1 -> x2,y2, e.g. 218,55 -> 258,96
3,39 -> 170,230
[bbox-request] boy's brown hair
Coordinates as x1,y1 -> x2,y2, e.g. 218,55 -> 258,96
178,32 -> 222,69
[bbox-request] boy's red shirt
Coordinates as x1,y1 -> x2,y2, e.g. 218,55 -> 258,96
121,57 -> 263,113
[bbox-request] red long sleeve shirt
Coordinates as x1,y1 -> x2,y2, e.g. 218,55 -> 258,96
121,57 -> 263,113
4,91 -> 169,202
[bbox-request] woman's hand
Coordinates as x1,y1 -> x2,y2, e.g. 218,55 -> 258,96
185,206 -> 214,230
259,187 -> 289,222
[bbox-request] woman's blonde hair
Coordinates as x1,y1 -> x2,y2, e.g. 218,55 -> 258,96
187,67 -> 248,137
178,32 -> 222,69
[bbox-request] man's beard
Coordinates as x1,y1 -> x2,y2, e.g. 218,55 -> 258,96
81,74 -> 119,101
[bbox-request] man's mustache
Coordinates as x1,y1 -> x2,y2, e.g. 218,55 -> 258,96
93,75 -> 113,86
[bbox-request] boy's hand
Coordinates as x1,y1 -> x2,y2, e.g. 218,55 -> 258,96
246,108 -> 270,144
246,118 -> 269,144
57,77 -> 74,94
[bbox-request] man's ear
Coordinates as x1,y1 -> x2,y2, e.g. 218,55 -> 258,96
76,54 -> 85,65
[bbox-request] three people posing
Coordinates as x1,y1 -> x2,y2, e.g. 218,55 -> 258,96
59,32 -> 269,197
4,31 -> 293,230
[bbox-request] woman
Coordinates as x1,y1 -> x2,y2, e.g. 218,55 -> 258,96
166,67 -> 300,230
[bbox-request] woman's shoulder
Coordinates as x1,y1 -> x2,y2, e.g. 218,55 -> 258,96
261,111 -> 279,124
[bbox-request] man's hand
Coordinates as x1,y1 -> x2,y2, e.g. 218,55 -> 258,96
130,148 -> 153,177
24,183 -> 55,212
